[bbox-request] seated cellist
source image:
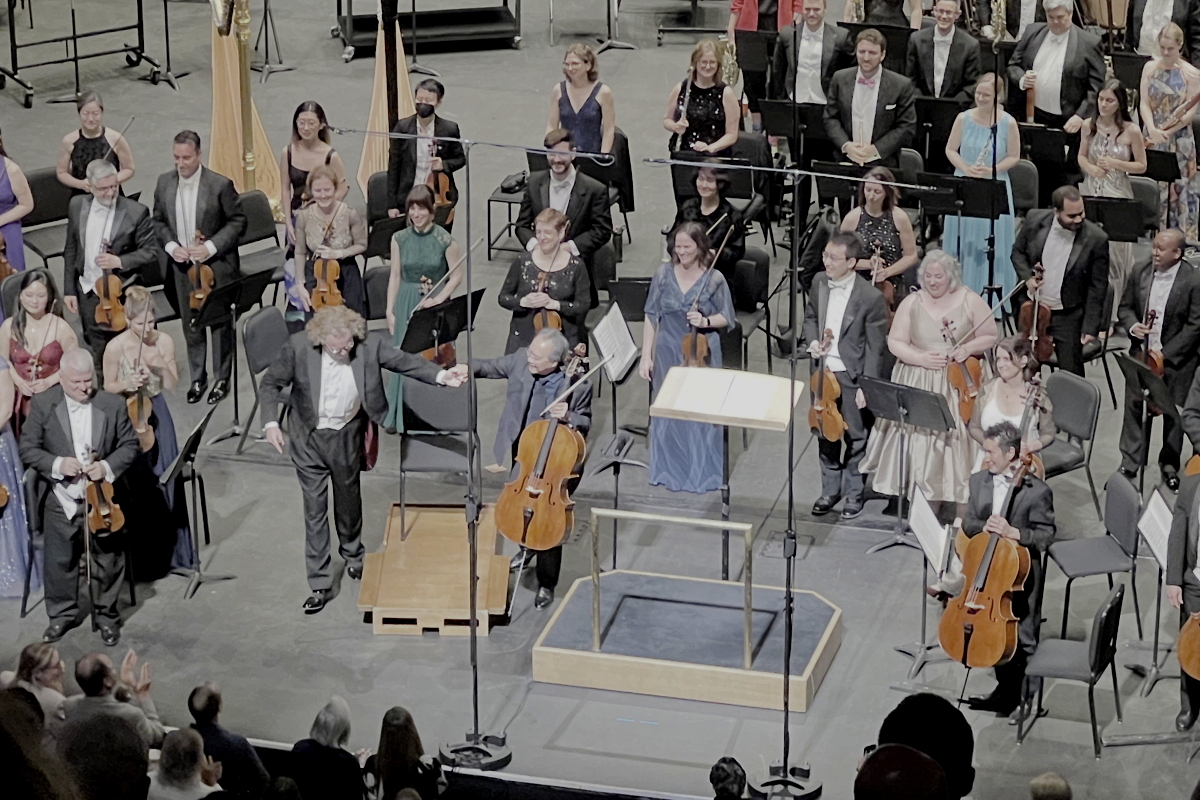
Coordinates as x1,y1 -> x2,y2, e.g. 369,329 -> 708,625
962,421 -> 1056,718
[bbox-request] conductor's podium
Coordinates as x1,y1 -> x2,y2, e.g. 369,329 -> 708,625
358,504 -> 509,635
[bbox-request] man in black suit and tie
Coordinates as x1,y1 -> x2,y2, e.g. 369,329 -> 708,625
386,79 -> 465,230
1007,0 -> 1105,204
824,28 -> 917,169
452,328 -> 592,610
151,130 -> 246,406
962,421 -> 1056,716
802,231 -> 889,520
1126,0 -> 1200,63
1116,229 -> 1200,490
1011,185 -> 1109,376
19,348 -> 140,646
260,306 -> 465,614
771,0 -> 851,165
1168,375 -> 1200,730
905,0 -> 981,102
62,159 -> 157,373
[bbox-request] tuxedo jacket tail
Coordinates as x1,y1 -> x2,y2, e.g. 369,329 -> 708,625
1117,259 -> 1200,404
823,67 -> 917,167
801,272 -> 889,385
63,194 -> 159,297
386,115 -> 466,208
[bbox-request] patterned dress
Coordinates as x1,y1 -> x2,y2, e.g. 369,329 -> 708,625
1081,127 -> 1136,317
0,356 -> 33,597
672,81 -> 731,156
497,253 -> 592,354
1146,66 -> 1200,242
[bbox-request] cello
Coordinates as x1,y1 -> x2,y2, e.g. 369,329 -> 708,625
941,318 -> 983,425
1018,263 -> 1054,363
808,328 -> 848,442
94,239 -> 127,333
1178,613 -> 1200,680
679,226 -> 735,367
187,230 -> 215,310
309,211 -> 344,310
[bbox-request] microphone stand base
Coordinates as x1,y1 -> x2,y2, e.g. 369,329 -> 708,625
439,734 -> 512,770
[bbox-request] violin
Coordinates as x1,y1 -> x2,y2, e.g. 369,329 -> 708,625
679,226 -> 734,367
1018,263 -> 1054,363
869,240 -> 896,326
494,344 -> 590,553
938,453 -> 1034,668
808,328 -> 848,443
94,239 -> 127,333
126,314 -> 156,453
310,211 -> 344,311
1015,374 -> 1047,480
187,230 -> 215,311
941,318 -> 983,425
0,230 -> 15,282
1179,613 -> 1200,680
531,268 -> 562,333
84,448 -> 125,536
1136,308 -> 1165,379
425,138 -> 457,227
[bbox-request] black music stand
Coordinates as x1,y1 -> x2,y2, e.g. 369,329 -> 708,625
837,23 -> 912,73
734,30 -> 776,74
1146,149 -> 1183,184
859,376 -> 955,555
812,160 -> 867,214
1114,353 -> 1179,495
761,100 -> 828,165
401,289 -> 486,354
917,172 -> 1009,279
1019,124 -> 1068,163
916,97 -> 966,174
162,406 -> 230,599
1083,197 -> 1146,243
1111,52 -> 1152,92
200,270 -> 276,446
978,41 -> 1017,75
605,279 -> 652,438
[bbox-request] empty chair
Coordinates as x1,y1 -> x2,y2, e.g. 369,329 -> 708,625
365,171 -> 404,262
237,190 -> 285,305
1009,160 -> 1039,218
20,167 -> 73,268
237,306 -> 291,454
399,379 -> 476,535
1039,370 -> 1102,519
730,247 -> 772,373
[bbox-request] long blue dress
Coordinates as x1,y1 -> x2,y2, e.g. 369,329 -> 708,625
645,262 -> 736,493
942,113 -> 1016,298
0,357 -> 34,597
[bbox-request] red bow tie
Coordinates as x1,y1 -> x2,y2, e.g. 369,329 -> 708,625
857,76 -> 877,88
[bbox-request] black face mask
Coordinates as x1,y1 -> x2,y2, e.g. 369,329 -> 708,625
415,103 -> 435,119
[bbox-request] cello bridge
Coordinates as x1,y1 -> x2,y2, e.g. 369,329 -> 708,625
523,485 -> 544,497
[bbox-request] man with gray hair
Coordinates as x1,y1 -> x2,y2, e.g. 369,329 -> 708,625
19,347 -> 139,645
62,159 -> 157,373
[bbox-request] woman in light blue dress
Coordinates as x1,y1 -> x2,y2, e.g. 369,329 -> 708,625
639,222 -> 735,494
942,73 -> 1019,299
0,354 -> 33,597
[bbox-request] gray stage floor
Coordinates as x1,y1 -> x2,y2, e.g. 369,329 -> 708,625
0,1 -> 1195,798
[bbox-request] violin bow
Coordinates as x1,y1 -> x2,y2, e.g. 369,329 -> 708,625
403,237 -> 482,323
89,116 -> 138,248
538,356 -> 613,417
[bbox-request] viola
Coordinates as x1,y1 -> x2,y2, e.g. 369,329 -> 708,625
126,314 -> 156,453
808,328 -> 848,443
940,318 -> 982,425
1136,308 -> 1165,378
0,230 -> 15,282
1015,374 -> 1047,480
425,138 -> 457,227
1018,263 -> 1054,364
1179,613 -> 1200,680
869,240 -> 896,327
84,448 -> 125,536
312,256 -> 343,310
94,239 -> 127,333
413,275 -> 456,368
494,344 -> 590,553
680,226 -> 734,367
531,268 -> 562,333
187,230 -> 215,311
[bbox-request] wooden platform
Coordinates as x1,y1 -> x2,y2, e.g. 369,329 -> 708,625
357,504 -> 510,635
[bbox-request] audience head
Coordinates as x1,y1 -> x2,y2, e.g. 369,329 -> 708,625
310,696 -> 353,749
75,91 -> 104,131
1030,772 -> 1072,800
60,348 -> 97,403
695,165 -> 730,200
1050,186 -> 1085,231
1160,22 -> 1186,61
855,29 -> 887,73
534,207 -> 569,251
188,681 -> 222,726
995,335 -> 1036,381
415,79 -> 445,118
173,130 -> 203,179
16,643 -> 66,692
1152,229 -> 1186,270
563,43 -> 599,83
122,285 -> 155,334
306,164 -> 340,208
527,328 -> 571,375
85,160 -> 119,207
824,231 -> 864,279
855,744 -> 950,800
405,184 -> 436,229
1043,0 -> 1073,34
0,690 -> 75,800
74,653 -> 116,698
59,713 -> 150,800
972,72 -> 1006,112
159,729 -> 206,789
668,221 -> 714,269
917,250 -> 963,297
982,421 -> 1022,474
708,756 -> 746,799
545,128 -> 577,174
1092,78 -> 1131,128
931,0 -> 960,32
266,776 -> 304,800
4,686 -> 45,740
291,101 -> 331,144
878,693 -> 975,799
307,306 -> 367,358
858,167 -> 898,212
690,39 -> 722,82
798,0 -> 826,28
377,707 -> 426,795
395,791 -> 422,800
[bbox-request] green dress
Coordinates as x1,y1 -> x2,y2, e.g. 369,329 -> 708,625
384,223 -> 453,431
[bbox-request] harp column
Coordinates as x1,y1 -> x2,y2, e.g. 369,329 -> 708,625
234,0 -> 256,192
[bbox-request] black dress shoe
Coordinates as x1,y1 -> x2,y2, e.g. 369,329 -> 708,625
811,495 -> 841,516
207,380 -> 230,405
97,622 -> 120,647
534,586 -> 554,610
510,548 -> 536,572
966,692 -> 1019,716
1118,467 -> 1139,481
1177,708 -> 1198,732
186,381 -> 207,404
840,498 -> 865,520
1166,472 -> 1181,492
302,590 -> 330,614
42,620 -> 77,643
346,565 -> 363,580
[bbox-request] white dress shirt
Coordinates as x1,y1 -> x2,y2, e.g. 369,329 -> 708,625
548,166 -> 576,214
991,471 -> 1013,516
1018,0 -> 1038,38
49,396 -> 115,519
81,198 -> 117,296
1031,29 -> 1069,116
316,351 -> 361,430
851,68 -> 882,146
793,25 -> 826,104
164,166 -> 217,262
1140,0 -> 1175,56
823,271 -> 857,372
933,26 -> 955,98
1039,217 -> 1076,310
413,116 -> 436,187
1146,262 -> 1180,351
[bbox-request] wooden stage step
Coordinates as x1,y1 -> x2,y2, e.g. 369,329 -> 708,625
358,504 -> 510,635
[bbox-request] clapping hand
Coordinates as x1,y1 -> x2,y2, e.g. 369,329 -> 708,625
119,649 -> 152,701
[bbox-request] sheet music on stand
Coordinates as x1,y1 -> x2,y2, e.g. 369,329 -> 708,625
591,303 -> 639,383
1138,487 -> 1172,571
909,488 -> 947,572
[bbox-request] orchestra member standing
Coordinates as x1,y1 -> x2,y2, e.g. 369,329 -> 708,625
1141,24 -> 1200,244
1169,369 -> 1200,730
1116,229 -> 1200,491
1011,185 -> 1110,376
1126,0 -> 1200,62
19,348 -> 139,646
62,160 -> 157,373
803,231 -> 888,519
0,131 -> 33,277
663,40 -> 741,157
387,80 -> 465,230
0,270 -> 78,434
967,336 -> 1056,471
55,92 -> 135,195
840,167 -> 919,297
824,29 -> 917,169
771,0 -> 851,164
547,44 -> 616,154
671,165 -> 746,280
291,165 -> 368,325
151,131 -> 246,406
727,0 -> 795,131
962,421 -> 1056,717
639,223 -> 735,494
259,307 -> 466,615
905,0 -> 982,103
1006,0 -> 1105,206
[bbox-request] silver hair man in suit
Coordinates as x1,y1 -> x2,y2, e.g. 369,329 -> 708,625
802,231 -> 889,520
151,130 -> 247,406
260,306 -> 466,614
385,78 -> 465,230
824,28 -> 918,169
905,0 -> 982,103
19,348 -> 139,646
62,159 -> 158,373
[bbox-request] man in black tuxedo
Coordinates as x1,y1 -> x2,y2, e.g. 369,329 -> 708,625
515,128 -> 614,307
905,0 -> 981,102
63,159 -> 157,373
1169,377 -> 1200,730
1006,0 -> 1105,204
386,78 -> 465,231
771,0 -> 852,104
1011,185 -> 1109,376
1126,0 -> 1200,63
1116,229 -> 1200,490
453,328 -> 592,610
260,306 -> 466,614
962,421 -> 1056,717
802,231 -> 889,520
824,28 -> 917,169
19,348 -> 139,646
151,130 -> 246,406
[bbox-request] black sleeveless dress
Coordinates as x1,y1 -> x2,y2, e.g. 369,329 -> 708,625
672,81 -> 732,156
68,128 -> 120,196
286,145 -> 335,213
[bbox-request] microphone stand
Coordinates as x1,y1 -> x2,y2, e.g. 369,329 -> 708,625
408,0 -> 439,77
984,43 -> 1002,319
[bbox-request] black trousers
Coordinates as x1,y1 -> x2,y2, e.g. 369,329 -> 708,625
291,417 -> 366,591
76,290 -> 121,374
1181,583 -> 1200,715
995,551 -> 1045,700
1048,306 -> 1085,376
1032,109 -> 1082,207
43,500 -> 125,624
508,450 -> 568,590
816,371 -> 872,501
1120,388 -> 1184,475
171,261 -> 235,385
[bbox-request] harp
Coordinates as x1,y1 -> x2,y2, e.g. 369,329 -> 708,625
211,0 -> 235,35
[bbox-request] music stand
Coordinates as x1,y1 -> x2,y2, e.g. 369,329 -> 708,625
1019,124 -> 1068,163
761,100 -> 827,172
1083,197 -> 1146,243
1111,52 -> 1152,92
200,270 -> 276,446
859,376 -> 955,554
1146,149 -> 1183,184
837,22 -> 912,73
401,289 -> 486,354
915,98 -> 966,173
605,279 -> 652,437
978,41 -> 1017,75
161,406 -> 230,599
811,160 -> 867,214
1114,353 -> 1179,495
917,172 -> 1009,289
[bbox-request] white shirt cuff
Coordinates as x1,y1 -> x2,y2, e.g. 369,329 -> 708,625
436,370 -> 450,385
203,240 -> 217,259
264,421 -> 280,430
165,242 -> 181,259
100,461 -> 115,484
51,457 -> 64,481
